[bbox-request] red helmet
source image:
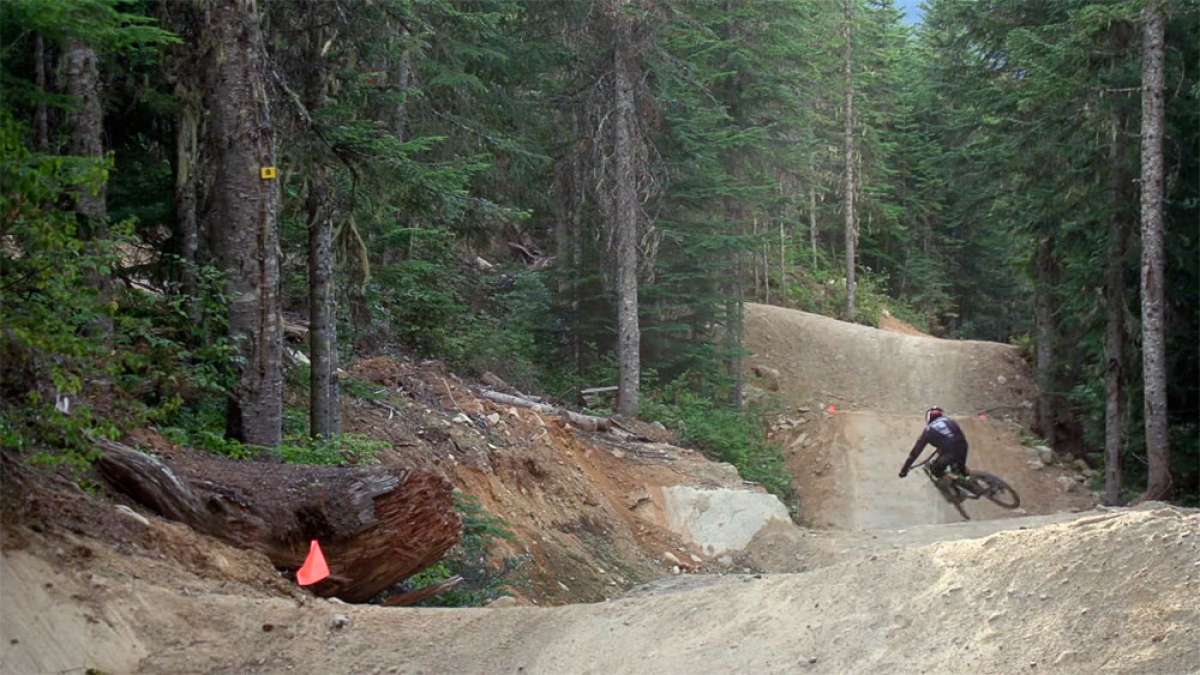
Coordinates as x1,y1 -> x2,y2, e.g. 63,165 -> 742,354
925,407 -> 944,424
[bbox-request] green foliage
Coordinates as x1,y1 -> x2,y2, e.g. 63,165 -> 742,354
786,257 -> 929,332
403,492 -> 523,607
276,434 -> 388,466
642,376 -> 796,511
371,228 -> 466,354
445,271 -> 555,392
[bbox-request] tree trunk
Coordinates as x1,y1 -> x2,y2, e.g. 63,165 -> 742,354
66,41 -> 105,221
304,13 -> 340,440
613,2 -> 640,417
175,83 -> 202,309
779,219 -> 786,299
809,168 -> 818,268
65,38 -> 112,339
94,439 -> 460,603
201,0 -> 283,447
1034,235 -> 1058,449
842,0 -> 857,322
1103,106 -> 1130,506
163,0 -> 204,313
1138,0 -> 1171,501
33,34 -> 48,151
389,25 -> 412,142
308,167 -> 340,439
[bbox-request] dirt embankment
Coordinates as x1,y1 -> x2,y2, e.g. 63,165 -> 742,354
4,506 -> 1195,674
743,302 -> 1094,530
337,356 -> 780,604
744,303 -> 1037,421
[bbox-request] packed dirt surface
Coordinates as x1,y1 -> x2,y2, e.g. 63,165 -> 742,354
775,411 -> 1095,529
744,303 -> 1037,420
745,302 -> 1094,529
3,506 -> 1196,674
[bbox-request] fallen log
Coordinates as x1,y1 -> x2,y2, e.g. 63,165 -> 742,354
381,575 -> 464,607
94,438 -> 461,603
477,389 -> 612,432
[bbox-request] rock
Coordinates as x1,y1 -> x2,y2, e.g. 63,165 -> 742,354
452,413 -> 472,425
651,421 -> 667,432
1073,458 -> 1090,472
662,551 -> 682,566
115,504 -> 150,527
750,365 -> 781,391
1056,476 -> 1077,493
1036,446 -> 1055,464
1027,460 -> 1045,471
329,614 -> 351,630
487,596 -> 518,608
660,485 -> 791,556
997,375 -> 1007,384
797,407 -> 811,414
486,413 -> 501,425
671,566 -> 681,575
611,449 -> 625,459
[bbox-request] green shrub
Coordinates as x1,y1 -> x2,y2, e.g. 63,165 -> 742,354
276,433 -> 388,466
401,492 -> 523,607
642,375 -> 797,511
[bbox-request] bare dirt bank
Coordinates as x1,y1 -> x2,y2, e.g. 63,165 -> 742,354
3,507 -> 1195,674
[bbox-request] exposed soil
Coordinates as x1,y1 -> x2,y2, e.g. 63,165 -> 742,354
3,504 -> 1196,674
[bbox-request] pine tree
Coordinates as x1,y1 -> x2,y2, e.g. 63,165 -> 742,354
200,0 -> 283,446
1138,0 -> 1171,500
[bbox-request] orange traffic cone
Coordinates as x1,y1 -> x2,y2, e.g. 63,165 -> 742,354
297,539 -> 330,586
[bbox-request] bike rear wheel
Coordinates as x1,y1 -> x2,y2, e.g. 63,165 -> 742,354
972,472 -> 1021,509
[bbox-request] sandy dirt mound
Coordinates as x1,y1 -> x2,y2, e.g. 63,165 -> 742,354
744,303 -> 1036,421
745,303 -> 1090,529
3,508 -> 1195,674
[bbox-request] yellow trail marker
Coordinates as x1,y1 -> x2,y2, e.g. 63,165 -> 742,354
260,166 -> 278,180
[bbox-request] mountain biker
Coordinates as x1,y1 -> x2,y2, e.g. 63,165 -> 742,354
898,406 -> 969,484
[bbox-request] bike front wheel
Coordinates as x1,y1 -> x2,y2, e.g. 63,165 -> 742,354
972,472 -> 1021,509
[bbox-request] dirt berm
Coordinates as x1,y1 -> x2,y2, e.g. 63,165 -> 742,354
3,507 -> 1196,673
744,303 -> 1095,528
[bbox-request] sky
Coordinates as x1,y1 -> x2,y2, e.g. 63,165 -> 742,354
896,0 -> 925,25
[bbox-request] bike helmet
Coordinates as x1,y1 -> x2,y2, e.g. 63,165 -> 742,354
925,406 -> 945,424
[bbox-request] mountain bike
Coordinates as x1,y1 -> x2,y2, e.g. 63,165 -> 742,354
911,454 -> 1021,521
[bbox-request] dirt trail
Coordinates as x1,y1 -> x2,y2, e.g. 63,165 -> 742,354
744,302 -> 1094,530
3,306 -> 1183,674
744,303 -> 1037,419
3,507 -> 1196,674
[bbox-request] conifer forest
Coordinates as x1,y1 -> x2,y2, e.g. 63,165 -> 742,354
2,0 -> 1197,511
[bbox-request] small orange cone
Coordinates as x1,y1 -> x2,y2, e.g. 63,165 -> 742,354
297,539 -> 330,586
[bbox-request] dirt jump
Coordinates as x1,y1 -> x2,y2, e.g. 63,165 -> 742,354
3,304 -> 1197,674
743,302 -> 1094,528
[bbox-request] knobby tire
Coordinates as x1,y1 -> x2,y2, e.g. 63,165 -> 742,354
973,471 -> 1021,509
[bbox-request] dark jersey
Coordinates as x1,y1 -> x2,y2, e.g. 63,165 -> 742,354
904,416 -> 968,468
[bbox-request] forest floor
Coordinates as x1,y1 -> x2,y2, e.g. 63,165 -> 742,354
4,305 -> 1195,674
